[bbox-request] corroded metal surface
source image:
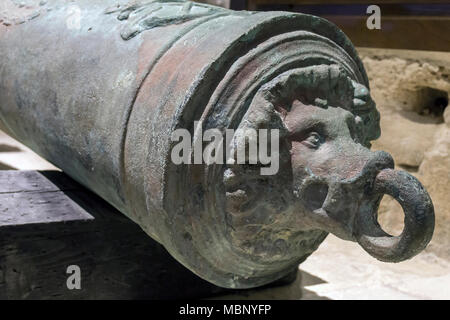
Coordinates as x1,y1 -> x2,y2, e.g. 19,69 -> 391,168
0,0 -> 434,289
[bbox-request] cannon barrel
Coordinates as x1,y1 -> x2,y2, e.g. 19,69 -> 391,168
0,0 -> 434,289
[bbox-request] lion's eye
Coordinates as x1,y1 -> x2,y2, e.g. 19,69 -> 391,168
302,132 -> 322,149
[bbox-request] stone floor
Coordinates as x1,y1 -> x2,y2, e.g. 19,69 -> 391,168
219,235 -> 450,300
1,130 -> 449,300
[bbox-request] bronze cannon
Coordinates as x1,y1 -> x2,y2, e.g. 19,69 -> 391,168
0,0 -> 434,289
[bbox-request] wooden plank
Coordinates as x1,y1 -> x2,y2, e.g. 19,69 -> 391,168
0,170 -> 229,299
0,170 -> 79,194
0,190 -> 94,226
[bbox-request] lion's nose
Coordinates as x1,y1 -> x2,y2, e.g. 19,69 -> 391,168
357,150 -> 395,181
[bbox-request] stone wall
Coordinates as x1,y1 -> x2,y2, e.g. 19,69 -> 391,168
359,48 -> 450,259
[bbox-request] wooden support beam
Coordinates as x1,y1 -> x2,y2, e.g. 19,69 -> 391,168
247,0 -> 450,5
238,1 -> 450,52
324,15 -> 450,52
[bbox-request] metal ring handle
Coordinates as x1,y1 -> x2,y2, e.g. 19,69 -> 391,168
356,169 -> 435,262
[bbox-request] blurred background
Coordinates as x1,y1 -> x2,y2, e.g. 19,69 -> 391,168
1,0 -> 449,299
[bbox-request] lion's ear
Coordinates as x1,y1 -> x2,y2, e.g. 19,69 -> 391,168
350,80 -> 380,143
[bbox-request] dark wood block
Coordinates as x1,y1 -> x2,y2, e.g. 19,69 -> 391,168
0,170 -> 230,299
